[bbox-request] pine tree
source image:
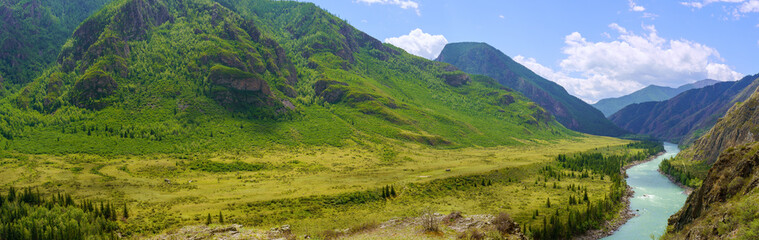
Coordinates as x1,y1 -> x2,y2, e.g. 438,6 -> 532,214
390,185 -> 396,197
123,203 -> 129,219
219,211 -> 224,224
546,197 -> 551,208
206,213 -> 212,225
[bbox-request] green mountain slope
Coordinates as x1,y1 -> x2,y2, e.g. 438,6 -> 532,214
593,79 -> 718,117
0,0 -> 575,155
436,42 -> 627,137
664,87 -> 759,239
610,74 -> 759,144
0,0 -> 111,86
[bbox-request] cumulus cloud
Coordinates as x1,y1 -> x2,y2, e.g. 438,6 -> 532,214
514,23 -> 742,103
355,0 -> 421,15
629,0 -> 646,11
681,0 -> 745,9
384,29 -> 448,59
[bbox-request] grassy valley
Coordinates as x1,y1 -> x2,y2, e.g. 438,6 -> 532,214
0,0 -> 671,239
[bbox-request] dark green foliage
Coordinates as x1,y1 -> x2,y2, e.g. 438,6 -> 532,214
0,0 -> 576,155
187,159 -> 267,172
0,187 -> 120,240
659,158 -> 700,188
436,42 -> 628,137
0,0 -> 111,85
219,211 -> 224,224
206,213 -> 212,225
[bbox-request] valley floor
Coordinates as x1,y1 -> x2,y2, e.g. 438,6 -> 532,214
0,135 -> 634,238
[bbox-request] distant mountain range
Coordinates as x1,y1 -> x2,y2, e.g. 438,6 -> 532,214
593,79 -> 719,117
610,74 -> 759,144
436,42 -> 627,137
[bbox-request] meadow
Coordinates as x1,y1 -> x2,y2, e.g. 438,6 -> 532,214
0,134 -> 642,238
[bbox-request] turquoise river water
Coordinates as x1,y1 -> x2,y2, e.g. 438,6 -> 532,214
602,142 -> 688,240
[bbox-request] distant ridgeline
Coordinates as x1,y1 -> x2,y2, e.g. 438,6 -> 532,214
592,79 -> 719,117
611,74 -> 759,145
436,42 -> 628,137
0,0 -> 578,154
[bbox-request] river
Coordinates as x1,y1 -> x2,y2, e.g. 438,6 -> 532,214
602,142 -> 688,240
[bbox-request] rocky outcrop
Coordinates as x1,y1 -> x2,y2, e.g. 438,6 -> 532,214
667,141 -> 759,239
314,80 -> 349,104
207,65 -> 275,110
441,71 -> 470,87
679,90 -> 759,166
71,70 -> 118,110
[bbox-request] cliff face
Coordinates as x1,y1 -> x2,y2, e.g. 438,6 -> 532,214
665,88 -> 759,239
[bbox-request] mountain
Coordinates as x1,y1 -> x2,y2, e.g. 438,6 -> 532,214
0,0 -> 574,155
435,42 -> 627,137
665,88 -> 759,239
609,74 -> 759,143
0,0 -> 111,86
593,79 -> 719,117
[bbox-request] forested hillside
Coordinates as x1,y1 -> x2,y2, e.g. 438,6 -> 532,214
436,42 -> 627,137
0,0 -> 574,155
0,0 -> 111,86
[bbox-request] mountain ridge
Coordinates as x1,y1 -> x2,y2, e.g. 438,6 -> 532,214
436,42 -> 627,137
593,79 -> 719,117
0,0 -> 574,155
610,74 -> 759,144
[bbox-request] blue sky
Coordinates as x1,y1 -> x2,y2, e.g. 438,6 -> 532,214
301,0 -> 759,103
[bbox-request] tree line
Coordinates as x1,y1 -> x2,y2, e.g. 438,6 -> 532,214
0,187 -> 123,240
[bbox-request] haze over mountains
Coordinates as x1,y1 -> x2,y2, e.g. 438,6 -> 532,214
593,79 -> 719,117
436,42 -> 627,137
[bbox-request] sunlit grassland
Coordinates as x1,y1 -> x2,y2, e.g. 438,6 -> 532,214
0,134 -> 631,236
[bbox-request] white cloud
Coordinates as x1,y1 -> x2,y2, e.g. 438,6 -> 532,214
681,0 -> 745,9
384,29 -> 448,59
355,0 -> 421,15
499,15 -> 505,19
629,0 -> 646,11
514,24 -> 742,103
740,0 -> 759,12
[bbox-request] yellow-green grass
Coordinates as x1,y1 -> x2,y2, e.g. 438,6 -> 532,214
0,134 -> 631,237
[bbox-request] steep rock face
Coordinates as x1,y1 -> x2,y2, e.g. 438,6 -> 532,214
207,65 -> 274,109
441,71 -> 471,87
593,79 -> 719,117
71,70 -> 118,110
667,142 -> 759,239
610,74 -> 759,143
436,42 -> 626,137
679,90 -> 759,166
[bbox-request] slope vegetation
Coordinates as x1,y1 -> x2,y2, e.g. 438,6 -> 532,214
0,0 -> 111,86
611,74 -> 759,144
665,90 -> 759,239
1,0 -> 572,155
593,79 -> 718,117
436,42 -> 627,137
